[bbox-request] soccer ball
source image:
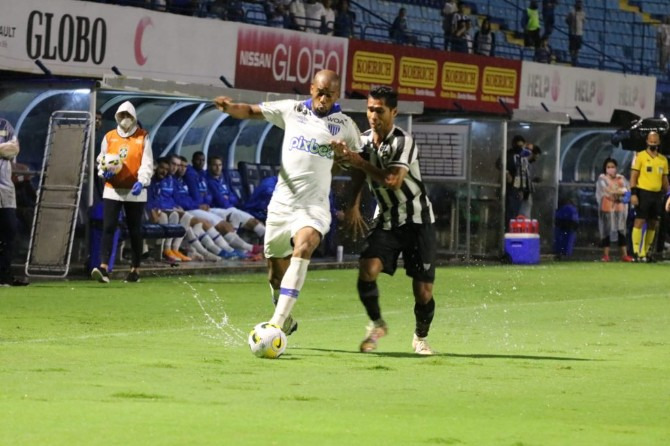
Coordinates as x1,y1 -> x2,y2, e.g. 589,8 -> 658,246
101,153 -> 122,174
248,322 -> 287,359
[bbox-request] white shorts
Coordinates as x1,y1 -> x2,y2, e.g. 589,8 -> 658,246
188,209 -> 223,226
210,207 -> 254,229
264,203 -> 331,258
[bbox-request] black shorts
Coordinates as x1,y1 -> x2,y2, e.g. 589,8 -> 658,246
360,223 -> 436,282
635,189 -> 664,221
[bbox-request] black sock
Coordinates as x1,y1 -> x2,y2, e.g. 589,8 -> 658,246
414,298 -> 435,338
357,279 -> 381,322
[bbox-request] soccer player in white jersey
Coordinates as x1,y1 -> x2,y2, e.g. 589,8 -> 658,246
332,86 -> 437,355
213,69 -> 361,336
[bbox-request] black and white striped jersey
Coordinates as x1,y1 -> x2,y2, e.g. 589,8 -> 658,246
360,126 -> 435,229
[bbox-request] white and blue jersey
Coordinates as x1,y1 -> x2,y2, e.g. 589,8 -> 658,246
259,99 -> 361,210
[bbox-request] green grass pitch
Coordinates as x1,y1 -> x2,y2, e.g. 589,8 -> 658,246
1,262 -> 668,445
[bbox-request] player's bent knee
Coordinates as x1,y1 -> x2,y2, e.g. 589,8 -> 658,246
413,280 -> 434,303
359,258 -> 383,281
180,212 -> 193,227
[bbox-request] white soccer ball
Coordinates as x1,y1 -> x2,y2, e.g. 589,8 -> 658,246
101,153 -> 122,174
248,322 -> 287,359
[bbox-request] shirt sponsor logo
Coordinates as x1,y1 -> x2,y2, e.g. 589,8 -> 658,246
289,136 -> 332,159
327,116 -> 347,125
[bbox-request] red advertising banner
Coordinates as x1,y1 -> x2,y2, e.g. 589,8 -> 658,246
234,25 -> 347,95
347,40 -> 521,113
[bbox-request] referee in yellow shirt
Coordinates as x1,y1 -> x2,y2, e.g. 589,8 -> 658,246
629,131 -> 669,262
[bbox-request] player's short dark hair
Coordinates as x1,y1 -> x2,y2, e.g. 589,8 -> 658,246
192,151 -> 205,162
157,156 -> 171,165
178,155 -> 188,163
369,86 -> 398,109
208,155 -> 223,165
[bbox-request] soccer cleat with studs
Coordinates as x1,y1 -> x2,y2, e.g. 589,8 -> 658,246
282,314 -> 298,336
412,334 -> 434,355
359,320 -> 388,353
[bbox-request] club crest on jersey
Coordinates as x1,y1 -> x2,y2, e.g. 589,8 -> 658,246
327,123 -> 340,136
119,146 -> 129,159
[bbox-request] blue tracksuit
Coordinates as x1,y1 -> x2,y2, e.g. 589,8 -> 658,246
243,175 -> 277,221
206,172 -> 239,209
174,175 -> 201,211
184,165 -> 211,205
147,174 -> 178,210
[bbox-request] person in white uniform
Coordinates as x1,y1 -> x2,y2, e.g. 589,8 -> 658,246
214,69 -> 360,336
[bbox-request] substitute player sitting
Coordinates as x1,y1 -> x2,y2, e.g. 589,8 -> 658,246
206,156 -> 266,243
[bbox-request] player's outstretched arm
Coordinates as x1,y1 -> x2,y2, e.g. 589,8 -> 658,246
213,96 -> 264,120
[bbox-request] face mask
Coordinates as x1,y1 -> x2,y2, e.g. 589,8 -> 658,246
119,117 -> 134,131
649,144 -> 659,151
606,167 -> 617,176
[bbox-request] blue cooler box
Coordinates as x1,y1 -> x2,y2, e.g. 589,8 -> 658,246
505,233 -> 540,264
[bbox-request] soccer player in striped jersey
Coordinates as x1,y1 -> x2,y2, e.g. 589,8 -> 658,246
332,86 -> 437,355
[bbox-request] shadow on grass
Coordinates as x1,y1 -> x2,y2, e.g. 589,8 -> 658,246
296,348 -> 595,361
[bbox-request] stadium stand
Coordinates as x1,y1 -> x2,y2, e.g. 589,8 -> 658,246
82,0 -> 670,80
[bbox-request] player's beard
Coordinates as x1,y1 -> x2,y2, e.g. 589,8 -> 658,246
313,101 -> 329,116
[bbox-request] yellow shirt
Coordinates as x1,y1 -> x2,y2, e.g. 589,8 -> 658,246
631,150 -> 668,192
